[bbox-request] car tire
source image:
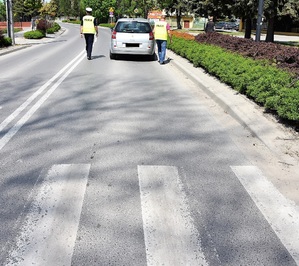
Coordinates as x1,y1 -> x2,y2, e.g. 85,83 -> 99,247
148,53 -> 155,61
110,51 -> 116,60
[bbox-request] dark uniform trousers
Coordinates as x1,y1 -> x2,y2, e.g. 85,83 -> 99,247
84,34 -> 94,58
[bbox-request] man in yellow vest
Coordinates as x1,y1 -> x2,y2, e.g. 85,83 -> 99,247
80,7 -> 98,60
153,15 -> 171,65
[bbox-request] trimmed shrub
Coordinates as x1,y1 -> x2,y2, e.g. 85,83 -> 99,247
46,28 -> 55,34
195,32 -> 299,75
64,19 -> 81,24
100,23 -> 115,28
46,22 -> 61,34
0,30 -> 12,47
24,30 -> 45,39
36,19 -> 48,34
168,35 -> 299,124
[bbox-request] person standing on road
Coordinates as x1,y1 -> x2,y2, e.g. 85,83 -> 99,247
31,17 -> 36,30
153,15 -> 171,65
80,7 -> 98,60
205,17 -> 215,33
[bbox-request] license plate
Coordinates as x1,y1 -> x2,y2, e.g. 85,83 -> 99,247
126,43 -> 139,47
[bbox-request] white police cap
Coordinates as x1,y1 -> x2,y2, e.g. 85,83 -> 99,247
86,7 -> 92,12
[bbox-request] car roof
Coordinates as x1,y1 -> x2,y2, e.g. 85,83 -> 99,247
117,18 -> 149,23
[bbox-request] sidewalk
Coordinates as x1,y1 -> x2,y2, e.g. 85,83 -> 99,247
0,27 -> 65,56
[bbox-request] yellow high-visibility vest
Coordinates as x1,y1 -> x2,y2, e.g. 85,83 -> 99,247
82,15 -> 95,34
154,21 -> 168,40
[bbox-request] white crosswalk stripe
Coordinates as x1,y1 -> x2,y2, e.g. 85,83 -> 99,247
138,165 -> 208,266
231,165 -> 299,265
5,164 -> 90,266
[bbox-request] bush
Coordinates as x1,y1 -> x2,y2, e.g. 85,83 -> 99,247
24,30 -> 45,39
0,30 -> 12,47
46,22 -> 61,34
195,32 -> 299,75
36,19 -> 48,34
100,23 -> 115,29
168,34 -> 299,124
46,28 -> 55,34
64,19 -> 81,24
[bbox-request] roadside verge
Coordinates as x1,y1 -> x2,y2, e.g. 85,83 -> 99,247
167,48 -> 299,167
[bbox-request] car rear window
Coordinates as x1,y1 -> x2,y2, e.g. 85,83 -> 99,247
115,21 -> 152,33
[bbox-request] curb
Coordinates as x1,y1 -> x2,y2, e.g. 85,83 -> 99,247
0,44 -> 31,56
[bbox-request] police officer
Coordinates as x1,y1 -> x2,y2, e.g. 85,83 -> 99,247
80,7 -> 98,60
153,15 -> 171,65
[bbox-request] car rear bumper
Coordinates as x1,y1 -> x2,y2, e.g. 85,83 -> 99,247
111,49 -> 155,55
110,42 -> 155,55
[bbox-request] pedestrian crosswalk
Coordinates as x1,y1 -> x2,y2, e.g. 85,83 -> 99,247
231,166 -> 299,265
138,165 -> 208,265
5,164 -> 90,266
5,164 -> 299,265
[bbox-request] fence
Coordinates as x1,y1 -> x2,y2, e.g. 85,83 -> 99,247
0,21 -> 31,29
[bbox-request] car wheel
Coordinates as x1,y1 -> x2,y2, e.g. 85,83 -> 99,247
148,53 -> 155,61
110,51 -> 116,60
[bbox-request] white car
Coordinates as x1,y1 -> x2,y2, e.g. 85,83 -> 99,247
110,18 -> 155,60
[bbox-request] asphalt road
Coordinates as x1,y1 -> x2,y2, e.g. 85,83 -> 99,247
0,23 -> 299,265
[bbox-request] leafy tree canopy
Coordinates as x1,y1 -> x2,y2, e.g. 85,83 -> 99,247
0,0 -> 6,21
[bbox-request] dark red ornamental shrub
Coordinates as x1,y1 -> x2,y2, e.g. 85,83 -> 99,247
195,32 -> 299,75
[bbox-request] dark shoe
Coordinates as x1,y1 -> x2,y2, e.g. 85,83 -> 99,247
87,56 -> 91,60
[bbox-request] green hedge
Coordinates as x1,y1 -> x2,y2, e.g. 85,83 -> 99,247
24,22 -> 60,38
100,23 -> 115,29
63,19 -> 80,24
46,22 -> 61,34
24,30 -> 45,39
168,36 -> 299,122
0,35 -> 12,47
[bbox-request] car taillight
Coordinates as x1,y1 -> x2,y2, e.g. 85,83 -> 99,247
149,32 -> 154,40
111,30 -> 117,39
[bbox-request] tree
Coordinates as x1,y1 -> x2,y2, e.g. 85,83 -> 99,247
39,0 -> 58,19
193,0 -> 297,42
156,0 -> 189,29
112,0 -> 155,19
13,0 -> 42,21
80,0 -> 115,23
57,0 -> 72,17
0,0 -> 6,21
187,0 -> 237,19
231,0 -> 257,39
263,0 -> 299,42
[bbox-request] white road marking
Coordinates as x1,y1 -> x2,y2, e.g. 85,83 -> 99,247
138,165 -> 208,266
0,51 -> 86,151
5,164 -> 90,266
0,50 -> 85,134
231,165 -> 299,265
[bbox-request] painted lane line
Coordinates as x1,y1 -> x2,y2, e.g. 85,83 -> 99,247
5,164 -> 90,266
0,51 -> 85,151
0,49 -> 85,134
138,165 -> 208,266
231,165 -> 299,265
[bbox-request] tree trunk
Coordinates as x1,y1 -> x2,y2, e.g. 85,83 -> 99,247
176,7 -> 181,29
266,16 -> 275,42
244,17 -> 252,39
